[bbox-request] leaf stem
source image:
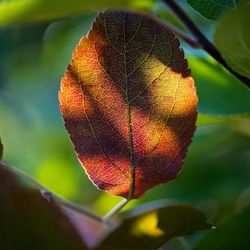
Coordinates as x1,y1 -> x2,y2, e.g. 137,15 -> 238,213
102,198 -> 129,222
162,0 -> 250,88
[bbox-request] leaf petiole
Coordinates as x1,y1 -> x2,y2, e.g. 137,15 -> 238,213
102,198 -> 130,222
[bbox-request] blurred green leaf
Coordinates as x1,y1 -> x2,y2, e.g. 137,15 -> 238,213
0,163 -> 88,250
97,201 -> 211,250
194,207 -> 250,250
197,113 -> 250,137
187,0 -> 239,20
214,0 -> 250,78
189,57 -> 250,115
0,0 -> 155,27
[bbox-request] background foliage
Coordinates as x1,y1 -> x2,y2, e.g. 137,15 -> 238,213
0,0 -> 250,249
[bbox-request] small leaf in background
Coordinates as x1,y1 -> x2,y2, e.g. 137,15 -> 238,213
187,0 -> 239,20
0,0 -> 155,27
59,11 -> 197,199
0,163 -> 97,250
194,207 -> 250,250
189,57 -> 250,115
197,113 -> 250,138
0,138 -> 3,161
214,0 -> 250,79
97,200 -> 211,250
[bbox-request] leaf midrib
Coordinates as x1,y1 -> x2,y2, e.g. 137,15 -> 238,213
122,14 -> 136,199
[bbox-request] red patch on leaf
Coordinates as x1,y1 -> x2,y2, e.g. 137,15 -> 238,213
59,11 -> 197,198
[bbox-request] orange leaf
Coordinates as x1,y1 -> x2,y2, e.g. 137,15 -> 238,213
59,11 -> 197,199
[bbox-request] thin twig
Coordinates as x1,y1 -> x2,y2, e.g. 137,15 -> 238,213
102,198 -> 129,222
162,0 -> 250,88
166,25 -> 201,48
1,163 -> 102,222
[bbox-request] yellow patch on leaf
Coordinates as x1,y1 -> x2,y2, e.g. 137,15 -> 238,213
59,11 -> 197,199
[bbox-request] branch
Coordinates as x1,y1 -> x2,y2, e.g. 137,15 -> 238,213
162,0 -> 250,88
166,25 -> 201,48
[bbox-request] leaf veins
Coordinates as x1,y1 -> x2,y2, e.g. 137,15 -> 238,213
59,11 -> 197,199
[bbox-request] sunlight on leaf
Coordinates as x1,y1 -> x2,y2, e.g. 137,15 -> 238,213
97,201 -> 211,250
59,10 -> 197,199
133,212 -> 165,237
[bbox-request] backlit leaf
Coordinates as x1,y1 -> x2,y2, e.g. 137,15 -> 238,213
97,201 -> 211,250
59,11 -> 197,199
187,0 -> 239,20
214,0 -> 250,79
